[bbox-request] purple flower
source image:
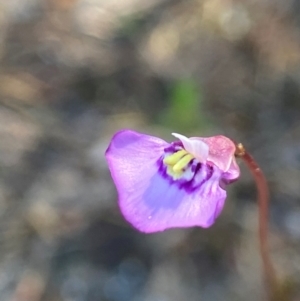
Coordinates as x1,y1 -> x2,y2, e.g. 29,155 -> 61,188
105,130 -> 240,233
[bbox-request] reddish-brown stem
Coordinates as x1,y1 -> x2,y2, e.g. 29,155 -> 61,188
235,143 -> 277,300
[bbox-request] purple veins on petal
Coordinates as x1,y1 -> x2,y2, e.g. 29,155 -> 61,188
105,129 -> 240,233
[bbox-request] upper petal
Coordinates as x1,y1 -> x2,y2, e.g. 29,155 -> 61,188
191,135 -> 237,172
172,133 -> 209,163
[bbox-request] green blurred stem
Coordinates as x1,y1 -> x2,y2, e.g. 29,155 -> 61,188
235,143 -> 277,301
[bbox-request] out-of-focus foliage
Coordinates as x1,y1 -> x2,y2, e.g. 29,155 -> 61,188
162,79 -> 211,132
0,0 -> 300,300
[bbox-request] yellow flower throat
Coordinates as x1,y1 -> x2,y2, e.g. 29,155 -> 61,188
163,149 -> 194,178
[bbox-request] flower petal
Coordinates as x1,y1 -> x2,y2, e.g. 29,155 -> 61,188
105,129 -> 168,196
222,156 -> 240,183
130,166 -> 226,232
172,133 -> 209,163
191,135 -> 237,172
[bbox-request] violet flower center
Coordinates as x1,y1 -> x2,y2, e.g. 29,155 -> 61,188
157,143 -> 215,193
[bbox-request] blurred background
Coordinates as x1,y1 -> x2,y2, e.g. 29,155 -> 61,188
1,0 -> 300,300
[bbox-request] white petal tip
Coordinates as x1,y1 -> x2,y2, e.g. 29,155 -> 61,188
171,132 -> 209,163
172,133 -> 188,141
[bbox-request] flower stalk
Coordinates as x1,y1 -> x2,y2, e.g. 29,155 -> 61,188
235,143 -> 277,300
